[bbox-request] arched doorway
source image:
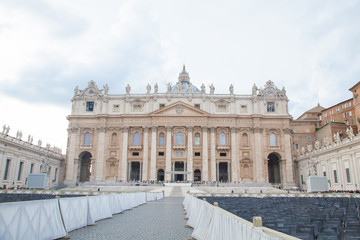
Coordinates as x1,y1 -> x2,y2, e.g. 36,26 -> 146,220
79,151 -> 92,182
129,162 -> 141,181
174,161 -> 184,181
219,162 -> 229,182
268,153 -> 281,184
194,169 -> 201,182
157,169 -> 164,181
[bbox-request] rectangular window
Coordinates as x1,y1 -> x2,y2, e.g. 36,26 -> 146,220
349,111 -> 352,116
113,104 -> 119,112
344,112 -> 348,118
86,101 -> 94,112
132,152 -> 139,156
159,104 -> 165,109
345,120 -> 349,125
319,116 -> 322,120
336,107 -> 340,112
331,118 -> 335,122
159,135 -> 165,145
330,110 -> 333,115
17,162 -> 24,181
158,152 -> 164,156
240,105 -> 247,113
324,113 -> 327,117
323,171 -> 326,177
194,104 -> 200,109
3,159 -> 10,180
306,136 -> 312,140
325,121 -> 328,124
30,163 -> 34,174
220,152 -> 227,157
194,136 -> 200,145
194,152 -> 201,157
346,168 -> 351,183
295,143 -> 299,149
54,168 -> 58,181
301,175 -> 304,185
267,102 -> 275,112
333,170 -> 338,183
349,102 -> 351,106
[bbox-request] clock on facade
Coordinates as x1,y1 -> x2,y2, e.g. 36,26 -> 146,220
88,89 -> 95,95
266,88 -> 275,96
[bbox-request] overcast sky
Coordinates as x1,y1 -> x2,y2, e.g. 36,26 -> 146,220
1,0 -> 359,152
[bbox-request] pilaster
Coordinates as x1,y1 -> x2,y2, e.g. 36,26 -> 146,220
165,126 -> 172,181
202,127 -> 209,182
187,126 -> 193,181
142,127 -> 149,181
150,126 -> 157,181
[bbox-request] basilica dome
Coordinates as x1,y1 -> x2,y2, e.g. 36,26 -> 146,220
171,65 -> 201,94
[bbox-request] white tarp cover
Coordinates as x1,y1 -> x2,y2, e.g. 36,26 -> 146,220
59,197 -> 88,232
87,195 -> 112,225
0,199 -> 66,240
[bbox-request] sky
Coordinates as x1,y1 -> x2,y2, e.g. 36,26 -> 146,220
1,0 -> 359,153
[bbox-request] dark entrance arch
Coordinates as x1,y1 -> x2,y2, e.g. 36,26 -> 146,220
219,162 -> 229,182
268,153 -> 281,184
79,151 -> 92,182
157,169 -> 164,181
194,169 -> 201,182
129,162 -> 140,181
174,161 -> 184,181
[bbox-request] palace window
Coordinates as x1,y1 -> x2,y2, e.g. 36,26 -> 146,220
195,152 -> 201,157
219,133 -> 226,145
158,152 -> 164,156
269,133 -> 277,146
267,102 -> 275,112
323,171 -> 326,177
86,101 -> 94,112
333,170 -> 338,183
133,133 -> 140,145
84,132 -> 91,145
346,168 -> 351,183
17,162 -> 24,181
159,133 -> 165,145
3,159 -> 11,180
194,104 -> 200,109
220,152 -> 227,157
132,152 -> 139,156
159,104 -> 165,109
176,132 -> 183,145
194,133 -> 200,145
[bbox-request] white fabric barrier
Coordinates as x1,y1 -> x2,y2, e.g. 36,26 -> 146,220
108,194 -> 124,214
185,194 -> 284,240
0,199 -> 66,240
59,197 -> 88,232
87,195 -> 112,225
146,192 -> 163,202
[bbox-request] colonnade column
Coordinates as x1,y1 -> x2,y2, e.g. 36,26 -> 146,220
187,127 -> 193,182
150,127 -> 157,181
95,126 -> 106,181
142,127 -> 149,181
283,128 -> 295,187
165,126 -> 172,181
202,127 -> 209,182
252,127 -> 264,182
210,127 -> 216,182
65,127 -> 78,184
230,127 -> 238,182
120,127 -> 129,181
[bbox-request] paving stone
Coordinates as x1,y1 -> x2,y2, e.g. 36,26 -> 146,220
68,197 -> 193,240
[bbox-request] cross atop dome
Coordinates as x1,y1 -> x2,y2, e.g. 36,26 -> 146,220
178,64 -> 190,83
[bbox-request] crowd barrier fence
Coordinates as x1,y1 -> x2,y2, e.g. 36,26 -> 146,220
183,194 -> 299,240
0,191 -> 164,240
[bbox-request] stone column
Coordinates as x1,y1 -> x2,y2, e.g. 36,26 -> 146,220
283,128 -> 295,187
95,126 -> 106,181
65,127 -> 79,185
165,126 -> 172,181
202,127 -> 209,182
230,127 -> 238,182
120,127 -> 129,181
252,127 -> 264,182
210,127 -> 216,182
150,126 -> 157,181
142,127 -> 149,181
187,127 -> 194,182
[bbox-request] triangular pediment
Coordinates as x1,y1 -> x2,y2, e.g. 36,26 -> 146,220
150,101 -> 209,116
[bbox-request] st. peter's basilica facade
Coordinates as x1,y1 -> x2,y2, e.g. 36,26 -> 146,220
64,66 -> 295,188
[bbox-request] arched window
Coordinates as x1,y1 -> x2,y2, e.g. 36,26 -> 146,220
111,133 -> 117,145
84,132 -> 91,145
242,133 -> 248,146
194,133 -> 200,145
270,133 -> 277,146
219,133 -> 226,145
110,163 -> 116,176
159,133 -> 165,145
176,132 -> 183,145
133,132 -> 140,145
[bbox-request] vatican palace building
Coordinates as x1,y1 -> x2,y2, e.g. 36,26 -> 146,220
64,66 -> 295,188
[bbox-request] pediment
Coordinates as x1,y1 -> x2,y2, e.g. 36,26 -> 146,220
150,101 -> 209,116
